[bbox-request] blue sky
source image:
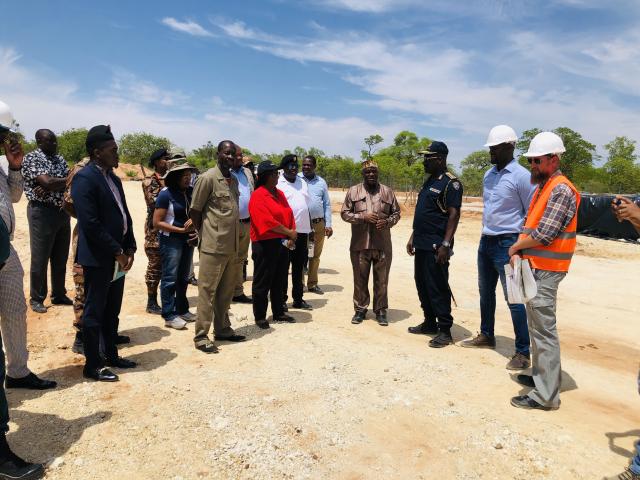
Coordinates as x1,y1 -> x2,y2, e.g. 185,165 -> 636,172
1,0 -> 639,165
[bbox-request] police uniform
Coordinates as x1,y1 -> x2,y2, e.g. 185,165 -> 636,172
412,171 -> 463,333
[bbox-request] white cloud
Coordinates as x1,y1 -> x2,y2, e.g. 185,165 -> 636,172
106,69 -> 191,107
161,17 -> 214,37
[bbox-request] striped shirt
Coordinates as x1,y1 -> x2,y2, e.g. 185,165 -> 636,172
530,171 -> 577,246
0,156 -> 24,240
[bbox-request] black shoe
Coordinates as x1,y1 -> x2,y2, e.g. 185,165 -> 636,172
351,311 -> 365,324
0,436 -> 44,480
51,295 -> 73,306
71,332 -> 84,355
292,300 -> 313,310
274,314 -> 296,323
83,367 -> 118,382
510,395 -> 557,411
105,356 -> 137,369
255,320 -> 270,330
214,334 -> 247,342
408,322 -> 438,335
195,342 -> 219,354
188,275 -> 198,286
308,286 -> 324,295
5,373 -> 57,390
428,331 -> 453,348
115,334 -> 131,345
232,294 -> 253,304
29,302 -> 47,314
146,296 -> 162,315
282,303 -> 289,313
516,374 -> 535,388
375,311 -> 388,326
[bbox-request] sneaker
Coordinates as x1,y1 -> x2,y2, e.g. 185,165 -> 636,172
506,352 -> 531,370
603,468 -> 640,479
146,297 -> 162,315
164,316 -> 187,330
180,311 -> 197,322
429,331 -> 453,348
460,333 -> 496,349
510,395 -> 557,411
29,302 -> 47,314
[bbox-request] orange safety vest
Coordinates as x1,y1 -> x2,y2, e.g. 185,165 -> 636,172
519,174 -> 580,272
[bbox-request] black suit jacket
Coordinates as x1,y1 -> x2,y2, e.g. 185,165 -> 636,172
71,162 -> 136,267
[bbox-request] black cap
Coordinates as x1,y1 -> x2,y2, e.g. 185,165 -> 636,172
86,125 -> 115,154
257,160 -> 278,176
148,148 -> 168,167
279,154 -> 298,170
419,141 -> 449,158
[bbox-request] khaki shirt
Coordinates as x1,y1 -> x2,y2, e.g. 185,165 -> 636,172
191,165 -> 239,255
341,182 -> 400,252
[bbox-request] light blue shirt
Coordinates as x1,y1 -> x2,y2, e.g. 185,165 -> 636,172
231,167 -> 251,220
299,172 -> 332,228
482,159 -> 536,235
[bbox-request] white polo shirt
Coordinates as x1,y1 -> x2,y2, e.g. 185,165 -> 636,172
277,173 -> 311,234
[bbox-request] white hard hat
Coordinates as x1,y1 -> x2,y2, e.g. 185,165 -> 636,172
484,124 -> 518,147
0,100 -> 17,133
523,131 -> 566,157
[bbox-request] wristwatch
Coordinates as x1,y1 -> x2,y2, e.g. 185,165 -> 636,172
441,240 -> 451,248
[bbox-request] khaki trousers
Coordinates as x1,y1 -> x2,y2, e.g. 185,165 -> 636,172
307,220 -> 326,289
194,251 -> 236,347
350,249 -> 391,314
233,221 -> 251,297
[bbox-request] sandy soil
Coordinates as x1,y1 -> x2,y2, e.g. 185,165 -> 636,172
6,180 -> 640,479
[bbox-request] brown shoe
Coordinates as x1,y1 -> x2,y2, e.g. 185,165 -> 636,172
506,352 -> 530,370
460,333 -> 496,349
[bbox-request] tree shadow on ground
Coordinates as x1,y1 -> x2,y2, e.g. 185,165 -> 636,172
511,369 -> 578,396
117,325 -> 170,348
226,323 -> 274,343
274,311 -> 312,324
605,429 -> 640,458
8,410 -> 113,465
451,323 -> 473,342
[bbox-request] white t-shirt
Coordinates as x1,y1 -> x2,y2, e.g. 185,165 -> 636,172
277,173 -> 311,234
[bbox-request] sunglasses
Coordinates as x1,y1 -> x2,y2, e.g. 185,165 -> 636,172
285,163 -> 299,170
527,155 -> 554,165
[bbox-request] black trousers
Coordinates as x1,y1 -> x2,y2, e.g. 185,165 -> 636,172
82,264 -> 124,370
414,249 -> 453,331
283,233 -> 308,304
252,239 -> 289,321
27,202 -> 71,303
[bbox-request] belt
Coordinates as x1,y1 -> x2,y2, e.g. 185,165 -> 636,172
239,217 -> 251,224
311,218 -> 325,224
29,200 -> 61,209
481,233 -> 519,238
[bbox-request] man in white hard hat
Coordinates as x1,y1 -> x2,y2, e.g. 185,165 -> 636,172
507,131 -> 580,411
462,125 -> 535,370
0,101 -> 47,479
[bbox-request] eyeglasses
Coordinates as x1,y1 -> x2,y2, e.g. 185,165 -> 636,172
285,163 -> 299,170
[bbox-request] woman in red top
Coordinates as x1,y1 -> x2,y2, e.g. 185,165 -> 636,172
249,161 -> 298,328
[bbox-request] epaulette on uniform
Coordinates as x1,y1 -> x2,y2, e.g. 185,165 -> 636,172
445,171 -> 457,180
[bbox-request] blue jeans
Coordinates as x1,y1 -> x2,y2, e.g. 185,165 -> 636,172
631,440 -> 640,474
478,234 -> 530,356
159,235 -> 194,320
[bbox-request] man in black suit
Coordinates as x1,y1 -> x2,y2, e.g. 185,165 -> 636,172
71,125 -> 137,382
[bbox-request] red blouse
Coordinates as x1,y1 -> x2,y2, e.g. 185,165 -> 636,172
248,186 -> 296,242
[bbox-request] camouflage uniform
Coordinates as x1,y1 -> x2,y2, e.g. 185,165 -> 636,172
62,158 -> 90,331
142,172 -> 164,294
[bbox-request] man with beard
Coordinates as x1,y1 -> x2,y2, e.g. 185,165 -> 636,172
341,159 -> 400,326
508,132 -> 579,411
407,141 -> 462,348
461,125 -> 535,370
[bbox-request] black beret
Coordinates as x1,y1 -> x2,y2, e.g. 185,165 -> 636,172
148,148 -> 168,167
86,125 -> 115,154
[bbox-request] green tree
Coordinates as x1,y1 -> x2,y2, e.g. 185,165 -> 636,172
190,141 -> 216,170
119,132 -> 171,165
460,150 -> 491,196
58,128 -> 89,164
603,136 -> 640,193
362,134 -> 383,159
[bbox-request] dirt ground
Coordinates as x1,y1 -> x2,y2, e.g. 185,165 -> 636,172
6,180 -> 640,479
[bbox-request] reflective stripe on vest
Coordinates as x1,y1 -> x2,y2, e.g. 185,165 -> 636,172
519,174 -> 580,272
